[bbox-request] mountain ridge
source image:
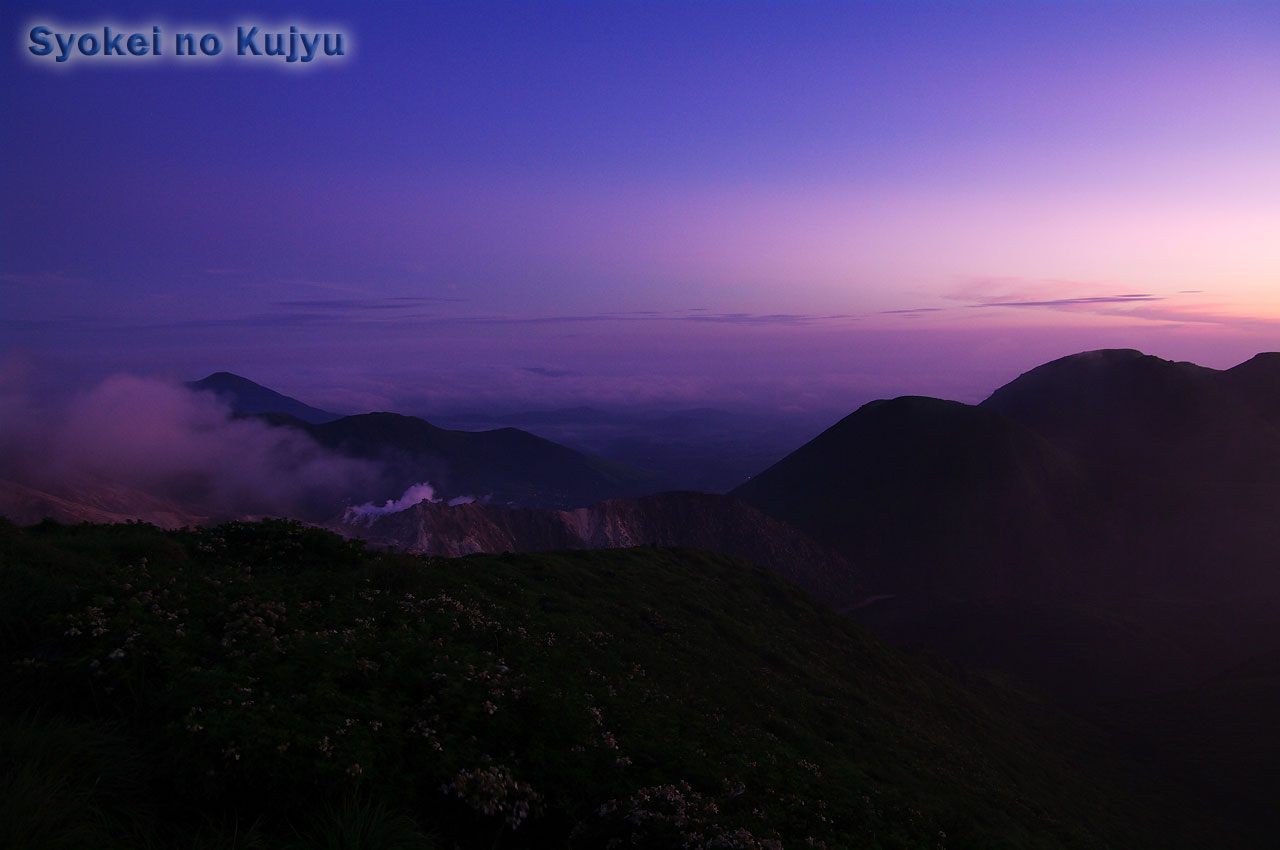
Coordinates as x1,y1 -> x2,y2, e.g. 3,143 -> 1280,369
190,374 -> 670,511
292,411 -> 667,510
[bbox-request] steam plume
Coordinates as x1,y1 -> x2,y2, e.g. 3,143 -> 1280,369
341,483 -> 481,523
344,482 -> 440,521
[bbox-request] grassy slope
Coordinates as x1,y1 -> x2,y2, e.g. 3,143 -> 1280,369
0,519 -> 1223,849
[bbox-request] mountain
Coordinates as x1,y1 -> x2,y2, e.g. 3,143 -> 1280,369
732,395 -> 1087,601
287,412 -> 667,511
734,350 -> 1280,700
187,372 -> 343,424
0,518 -> 1232,848
331,491 -> 864,611
1223,351 -> 1280,421
979,349 -> 1280,600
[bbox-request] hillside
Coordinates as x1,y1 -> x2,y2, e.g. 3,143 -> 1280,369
0,518 -> 1231,849
1119,649 -> 1280,841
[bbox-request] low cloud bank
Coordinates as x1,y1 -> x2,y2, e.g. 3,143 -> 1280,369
0,373 -> 381,520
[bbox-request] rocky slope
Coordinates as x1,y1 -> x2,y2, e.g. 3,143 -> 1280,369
331,491 -> 863,611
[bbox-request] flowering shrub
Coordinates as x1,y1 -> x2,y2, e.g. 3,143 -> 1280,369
445,764 -> 542,828
593,781 -> 783,849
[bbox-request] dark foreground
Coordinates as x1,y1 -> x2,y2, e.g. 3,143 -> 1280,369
0,518 -> 1258,849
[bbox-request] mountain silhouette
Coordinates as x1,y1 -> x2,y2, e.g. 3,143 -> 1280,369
733,395 -> 1086,601
277,411 -> 666,511
187,372 -> 343,424
735,349 -> 1280,700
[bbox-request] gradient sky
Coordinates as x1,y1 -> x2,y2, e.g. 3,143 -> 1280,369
3,1 -> 1278,417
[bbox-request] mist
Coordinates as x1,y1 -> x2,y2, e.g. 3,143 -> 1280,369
0,373 -> 381,521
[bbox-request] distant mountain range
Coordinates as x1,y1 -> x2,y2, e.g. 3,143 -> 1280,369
434,404 -> 821,493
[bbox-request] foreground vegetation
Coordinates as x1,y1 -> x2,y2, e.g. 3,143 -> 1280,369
0,518 -> 1222,848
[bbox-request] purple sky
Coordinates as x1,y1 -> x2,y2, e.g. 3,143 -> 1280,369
3,1 -> 1279,418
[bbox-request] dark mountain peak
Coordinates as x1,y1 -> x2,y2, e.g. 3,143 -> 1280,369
985,349 -> 1201,399
339,411 -> 440,428
859,394 -> 970,416
200,370 -> 247,383
733,393 -> 1083,600
1068,347 -> 1145,361
1226,351 -> 1280,377
815,395 -> 1022,452
318,413 -> 572,451
187,372 -> 342,425
743,391 -> 1072,484
299,411 -> 662,510
191,371 -> 282,394
1223,353 -> 1280,421
980,348 -> 1218,432
1239,350 -> 1280,363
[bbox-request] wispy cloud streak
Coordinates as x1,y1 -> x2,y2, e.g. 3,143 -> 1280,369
966,294 -> 1162,308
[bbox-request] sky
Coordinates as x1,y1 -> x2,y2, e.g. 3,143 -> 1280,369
3,1 -> 1279,419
